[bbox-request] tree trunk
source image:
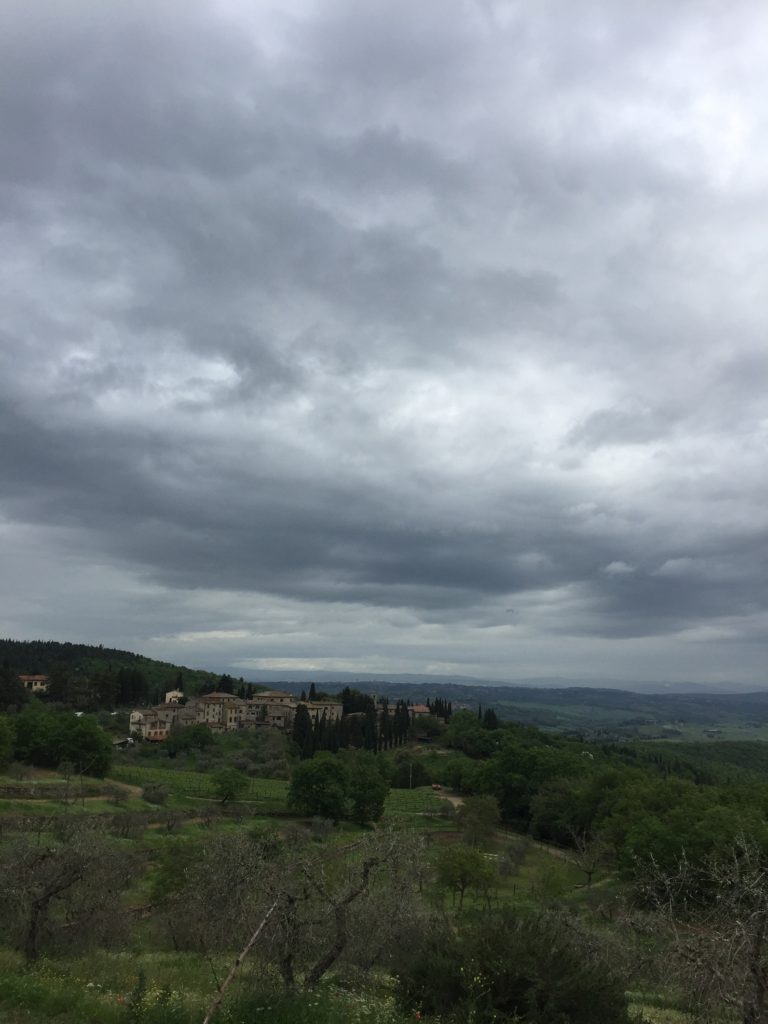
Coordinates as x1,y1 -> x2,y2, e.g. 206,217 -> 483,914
306,905 -> 349,988
24,897 -> 48,964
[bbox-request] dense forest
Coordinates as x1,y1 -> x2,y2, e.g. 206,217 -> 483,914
0,638 -> 232,698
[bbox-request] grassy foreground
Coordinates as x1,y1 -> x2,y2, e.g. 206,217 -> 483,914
0,950 -> 700,1024
0,949 -> 416,1024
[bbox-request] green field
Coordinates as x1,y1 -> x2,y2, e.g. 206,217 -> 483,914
109,764 -> 289,808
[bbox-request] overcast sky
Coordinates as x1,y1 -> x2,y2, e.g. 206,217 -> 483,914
1,0 -> 766,686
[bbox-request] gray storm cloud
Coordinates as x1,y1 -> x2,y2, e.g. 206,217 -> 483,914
0,0 -> 766,684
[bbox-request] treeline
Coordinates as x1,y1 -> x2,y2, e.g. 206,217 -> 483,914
422,710 -> 768,873
0,659 -> 252,714
0,639 -> 227,703
0,638 -> 142,673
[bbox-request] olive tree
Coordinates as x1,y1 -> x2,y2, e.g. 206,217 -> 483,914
641,836 -> 768,1024
159,827 -> 425,989
0,827 -> 142,962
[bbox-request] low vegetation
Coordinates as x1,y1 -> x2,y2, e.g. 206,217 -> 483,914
2,641 -> 768,1021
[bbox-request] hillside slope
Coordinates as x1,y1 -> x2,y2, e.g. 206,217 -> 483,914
0,638 -> 249,696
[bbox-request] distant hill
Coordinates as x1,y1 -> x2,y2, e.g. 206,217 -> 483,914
238,667 -> 766,695
3,638 -> 767,739
0,638 -> 257,697
272,678 -> 768,740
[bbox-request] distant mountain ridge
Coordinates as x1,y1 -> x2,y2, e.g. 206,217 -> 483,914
3,638 -> 767,737
4,638 -> 763,696
235,667 -> 767,696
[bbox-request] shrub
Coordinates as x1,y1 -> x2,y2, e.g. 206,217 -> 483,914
142,784 -> 168,805
395,910 -> 630,1023
105,783 -> 127,806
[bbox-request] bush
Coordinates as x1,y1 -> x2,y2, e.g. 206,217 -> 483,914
395,910 -> 630,1023
104,784 -> 127,806
211,766 -> 248,804
390,756 -> 432,789
142,784 -> 168,805
288,751 -> 390,824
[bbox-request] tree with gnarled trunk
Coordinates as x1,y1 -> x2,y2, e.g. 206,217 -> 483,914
156,828 -> 425,990
640,836 -> 768,1024
570,829 -> 610,887
0,829 -> 142,962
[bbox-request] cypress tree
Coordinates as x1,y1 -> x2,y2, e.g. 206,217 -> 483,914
292,703 -> 314,759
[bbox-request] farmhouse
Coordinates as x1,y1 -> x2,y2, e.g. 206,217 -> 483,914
19,674 -> 50,694
408,703 -> 431,718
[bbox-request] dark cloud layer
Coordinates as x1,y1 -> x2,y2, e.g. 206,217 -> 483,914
1,0 -> 766,683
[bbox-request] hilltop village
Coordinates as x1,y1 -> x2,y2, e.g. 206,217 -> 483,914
128,687 -> 440,742
12,666 -> 444,749
129,689 -> 344,740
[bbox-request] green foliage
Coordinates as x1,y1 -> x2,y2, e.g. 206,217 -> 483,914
12,704 -> 112,776
210,766 -> 249,804
288,752 -> 349,821
345,750 -> 389,824
165,724 -> 214,757
123,971 -> 192,1023
456,794 -> 501,847
389,751 -> 432,788
444,710 -> 503,758
0,965 -> 123,1023
0,638 -> 238,701
109,764 -> 288,808
434,843 -> 495,909
292,702 -> 315,759
288,750 -> 391,824
0,660 -> 27,711
228,985 -> 412,1023
396,910 -> 630,1023
0,715 -> 13,770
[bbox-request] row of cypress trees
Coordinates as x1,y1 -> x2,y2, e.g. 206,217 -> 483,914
291,698 -> 414,759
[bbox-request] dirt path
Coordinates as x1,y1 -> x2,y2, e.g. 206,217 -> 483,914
435,789 -> 464,808
105,778 -> 144,797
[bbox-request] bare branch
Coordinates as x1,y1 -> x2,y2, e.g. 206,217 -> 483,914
201,898 -> 281,1024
